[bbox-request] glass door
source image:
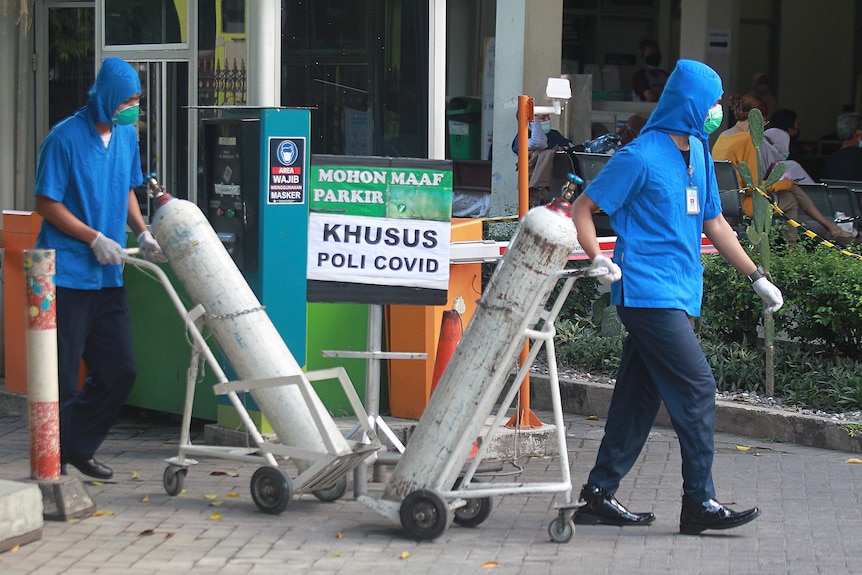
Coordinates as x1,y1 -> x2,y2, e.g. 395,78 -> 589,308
96,0 -> 195,209
35,1 -> 97,143
129,60 -> 190,216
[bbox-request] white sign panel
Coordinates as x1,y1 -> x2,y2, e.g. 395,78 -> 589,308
308,213 -> 451,291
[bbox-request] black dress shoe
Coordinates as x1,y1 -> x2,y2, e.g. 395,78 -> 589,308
573,483 -> 655,526
66,456 -> 114,480
679,494 -> 760,535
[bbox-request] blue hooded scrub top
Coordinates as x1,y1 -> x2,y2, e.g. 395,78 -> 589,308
35,58 -> 144,289
584,60 -> 724,317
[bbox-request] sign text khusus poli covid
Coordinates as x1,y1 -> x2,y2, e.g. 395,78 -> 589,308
307,164 -> 453,295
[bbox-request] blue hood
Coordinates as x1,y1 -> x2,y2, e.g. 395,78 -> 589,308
641,59 -> 723,139
87,58 -> 141,125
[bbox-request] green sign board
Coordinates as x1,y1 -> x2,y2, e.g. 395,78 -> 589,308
307,157 -> 453,305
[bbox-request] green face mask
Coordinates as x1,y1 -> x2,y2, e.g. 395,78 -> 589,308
703,104 -> 723,134
112,104 -> 140,125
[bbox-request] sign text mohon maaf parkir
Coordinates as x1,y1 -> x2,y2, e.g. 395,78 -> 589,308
307,161 -> 453,304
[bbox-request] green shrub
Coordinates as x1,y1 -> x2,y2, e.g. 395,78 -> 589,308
702,235 -> 862,360
702,253 -> 762,344
771,239 -> 862,359
552,236 -> 862,413
555,317 -> 624,373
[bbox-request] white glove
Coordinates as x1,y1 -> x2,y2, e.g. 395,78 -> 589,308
137,231 -> 168,263
752,277 -> 783,314
89,232 -> 125,265
592,255 -> 622,285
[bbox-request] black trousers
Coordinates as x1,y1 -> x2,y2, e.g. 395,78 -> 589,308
587,306 -> 717,503
56,287 -> 137,460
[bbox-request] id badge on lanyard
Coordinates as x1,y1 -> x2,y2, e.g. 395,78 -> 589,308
686,186 -> 700,214
685,165 -> 699,215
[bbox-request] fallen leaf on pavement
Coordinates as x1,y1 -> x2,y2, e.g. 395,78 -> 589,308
845,458 -> 862,464
481,561 -> 500,568
399,551 -> 411,559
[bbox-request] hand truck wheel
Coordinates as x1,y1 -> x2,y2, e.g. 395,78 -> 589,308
399,489 -> 450,541
312,475 -> 348,502
250,466 -> 293,515
548,516 -> 575,543
452,476 -> 493,528
163,465 -> 187,496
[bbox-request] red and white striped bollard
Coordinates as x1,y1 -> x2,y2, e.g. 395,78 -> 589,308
24,249 -> 61,480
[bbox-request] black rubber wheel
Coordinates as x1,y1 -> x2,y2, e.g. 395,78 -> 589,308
548,517 -> 575,543
250,466 -> 293,515
312,475 -> 348,502
399,489 -> 450,541
452,477 -> 493,528
163,466 -> 187,496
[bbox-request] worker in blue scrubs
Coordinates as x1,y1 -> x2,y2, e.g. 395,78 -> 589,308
35,58 -> 166,480
571,60 -> 783,535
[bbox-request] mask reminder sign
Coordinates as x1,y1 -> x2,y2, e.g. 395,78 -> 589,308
268,137 -> 306,204
308,157 -> 453,305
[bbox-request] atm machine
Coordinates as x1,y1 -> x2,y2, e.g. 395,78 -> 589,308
199,108 -> 310,353
198,107 -> 315,430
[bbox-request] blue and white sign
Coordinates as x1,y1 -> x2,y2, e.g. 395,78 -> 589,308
268,137 -> 306,204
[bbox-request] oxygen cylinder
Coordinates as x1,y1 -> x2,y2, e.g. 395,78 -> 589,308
149,193 -> 352,465
381,200 -> 578,501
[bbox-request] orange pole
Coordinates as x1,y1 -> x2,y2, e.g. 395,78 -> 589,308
507,96 -> 543,429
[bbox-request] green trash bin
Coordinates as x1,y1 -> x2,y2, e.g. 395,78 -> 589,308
447,97 -> 482,159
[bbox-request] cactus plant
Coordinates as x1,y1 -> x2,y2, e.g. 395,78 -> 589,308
737,107 -> 783,396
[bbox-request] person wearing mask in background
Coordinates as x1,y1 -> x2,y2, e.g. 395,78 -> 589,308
712,94 -> 856,245
822,112 -> 862,181
35,58 -> 167,480
511,109 -> 573,206
632,39 -> 670,102
616,114 -> 648,147
763,125 -> 814,184
571,59 -> 778,535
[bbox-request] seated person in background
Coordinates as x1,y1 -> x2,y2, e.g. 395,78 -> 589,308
617,115 -> 648,147
764,125 -> 815,184
632,39 -> 669,102
511,111 -> 573,205
822,112 -> 862,181
712,93 -> 857,245
767,109 -> 804,160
